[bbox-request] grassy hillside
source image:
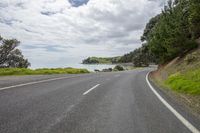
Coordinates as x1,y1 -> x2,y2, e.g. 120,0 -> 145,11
0,68 -> 89,76
151,44 -> 200,113
165,68 -> 200,95
82,57 -> 121,64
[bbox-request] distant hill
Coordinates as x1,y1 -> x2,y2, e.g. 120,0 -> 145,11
82,57 -> 121,64
82,45 -> 156,67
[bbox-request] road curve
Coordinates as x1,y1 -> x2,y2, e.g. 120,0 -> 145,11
0,68 -> 199,133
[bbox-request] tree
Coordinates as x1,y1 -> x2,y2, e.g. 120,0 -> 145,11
132,44 -> 153,67
145,0 -> 198,64
189,0 -> 200,39
141,14 -> 161,42
0,36 -> 30,68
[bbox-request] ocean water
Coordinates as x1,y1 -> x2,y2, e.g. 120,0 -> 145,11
65,63 -> 116,71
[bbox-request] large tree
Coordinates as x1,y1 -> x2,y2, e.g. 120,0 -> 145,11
143,0 -> 199,64
189,0 -> 200,39
0,36 -> 30,68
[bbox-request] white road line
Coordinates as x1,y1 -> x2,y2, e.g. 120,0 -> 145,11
0,75 -> 81,91
146,72 -> 200,133
83,84 -> 100,95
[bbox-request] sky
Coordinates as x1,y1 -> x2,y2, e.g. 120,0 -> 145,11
0,0 -> 165,68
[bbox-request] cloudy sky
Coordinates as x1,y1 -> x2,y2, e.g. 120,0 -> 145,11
0,0 -> 165,68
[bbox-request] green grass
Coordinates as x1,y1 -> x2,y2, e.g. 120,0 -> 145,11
82,56 -> 121,64
165,68 -> 200,95
0,68 -> 90,76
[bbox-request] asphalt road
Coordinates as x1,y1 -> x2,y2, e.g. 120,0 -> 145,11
0,68 -> 199,133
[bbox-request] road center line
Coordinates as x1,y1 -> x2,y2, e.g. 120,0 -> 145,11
146,72 -> 200,133
83,84 -> 100,95
0,75 -> 82,91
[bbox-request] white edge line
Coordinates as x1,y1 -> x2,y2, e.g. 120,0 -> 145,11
83,84 -> 100,95
0,75 -> 81,91
146,72 -> 200,133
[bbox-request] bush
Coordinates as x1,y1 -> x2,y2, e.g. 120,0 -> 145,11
184,52 -> 198,64
114,65 -> 124,71
102,68 -> 113,72
108,68 -> 113,71
94,69 -> 100,72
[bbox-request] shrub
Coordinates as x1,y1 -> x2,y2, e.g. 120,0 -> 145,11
114,65 -> 124,71
102,68 -> 112,72
184,51 -> 198,64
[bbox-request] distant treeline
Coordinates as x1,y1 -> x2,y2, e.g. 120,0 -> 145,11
82,57 -> 121,64
83,0 -> 200,67
82,46 -> 156,67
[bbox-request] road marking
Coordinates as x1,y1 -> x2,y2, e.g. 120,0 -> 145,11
83,84 -> 100,95
0,75 -> 82,91
146,72 -> 200,133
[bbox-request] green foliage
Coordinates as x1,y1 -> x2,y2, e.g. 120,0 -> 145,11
118,52 -> 135,63
118,44 -> 156,66
132,44 -> 156,67
184,51 -> 199,64
82,57 -> 120,64
82,44 -> 156,67
189,0 -> 200,38
114,65 -> 124,71
141,14 -> 161,42
0,35 -> 30,68
165,68 -> 200,94
143,0 -> 199,64
102,68 -> 113,72
0,68 -> 89,76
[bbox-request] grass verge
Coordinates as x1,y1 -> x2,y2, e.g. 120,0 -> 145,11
150,47 -> 200,115
0,68 -> 90,76
165,68 -> 200,95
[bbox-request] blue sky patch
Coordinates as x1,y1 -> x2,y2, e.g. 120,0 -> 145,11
68,0 -> 89,7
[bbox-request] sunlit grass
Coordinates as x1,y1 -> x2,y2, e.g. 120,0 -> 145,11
0,68 -> 90,76
165,68 -> 200,95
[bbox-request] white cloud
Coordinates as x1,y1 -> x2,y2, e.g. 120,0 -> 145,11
0,0 -> 165,68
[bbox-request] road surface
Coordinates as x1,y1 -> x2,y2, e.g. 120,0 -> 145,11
0,68 -> 199,133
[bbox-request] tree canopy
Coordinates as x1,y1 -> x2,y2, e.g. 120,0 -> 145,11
0,36 -> 30,68
142,0 -> 199,64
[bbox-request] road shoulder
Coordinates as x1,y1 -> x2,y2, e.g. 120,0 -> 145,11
148,72 -> 200,131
